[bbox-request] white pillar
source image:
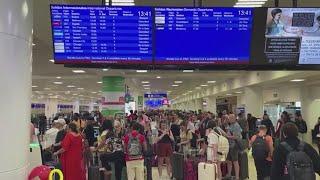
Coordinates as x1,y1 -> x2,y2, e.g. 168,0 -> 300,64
206,96 -> 217,113
45,98 -> 58,119
73,100 -> 80,114
0,0 -> 33,179
244,87 -> 263,118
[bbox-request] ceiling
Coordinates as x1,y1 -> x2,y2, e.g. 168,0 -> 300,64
32,0 -> 320,102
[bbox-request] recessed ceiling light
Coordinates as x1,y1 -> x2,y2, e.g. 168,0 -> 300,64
235,91 -> 243,94
172,84 -> 179,87
174,81 -> 183,84
144,87 -> 150,90
156,76 -> 161,79
226,93 -> 232,96
167,91 -> 172,93
44,88 -> 50,90
53,82 -> 63,85
72,70 -> 86,73
102,69 -> 109,71
32,43 -> 36,46
195,87 -> 201,90
200,84 -> 208,87
97,81 -> 103,84
183,70 -> 194,73
32,85 -> 38,88
91,92 -> 97,94
141,81 -> 149,84
56,76 -> 61,79
207,81 -> 216,83
136,70 -> 147,73
77,87 -> 84,90
290,79 -> 305,82
48,93 -> 53,96
67,85 -> 75,88
49,59 -> 54,63
188,91 -> 193,93
143,84 -> 150,87
72,94 -> 78,96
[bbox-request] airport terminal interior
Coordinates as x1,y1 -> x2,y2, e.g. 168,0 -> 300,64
3,0 -> 320,180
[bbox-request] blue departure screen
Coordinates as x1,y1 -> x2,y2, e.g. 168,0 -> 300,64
50,5 -> 153,64
155,7 -> 253,64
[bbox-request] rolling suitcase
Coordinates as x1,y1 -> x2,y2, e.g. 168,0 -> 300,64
198,162 -> 217,180
238,151 -> 249,180
88,152 -> 104,180
172,152 -> 184,180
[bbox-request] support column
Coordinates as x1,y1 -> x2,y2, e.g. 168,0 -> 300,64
0,0 -> 33,179
101,76 -> 125,117
244,87 -> 263,118
73,100 -> 80,114
206,96 -> 217,114
45,98 -> 58,119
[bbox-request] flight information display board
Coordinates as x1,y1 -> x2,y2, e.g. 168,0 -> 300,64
50,5 -> 153,64
154,7 -> 253,64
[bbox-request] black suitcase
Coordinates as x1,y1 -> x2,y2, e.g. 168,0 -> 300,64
238,151 -> 249,180
172,152 -> 184,180
88,152 -> 104,180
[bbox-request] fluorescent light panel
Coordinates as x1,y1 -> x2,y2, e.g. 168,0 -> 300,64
143,84 -> 150,87
32,85 -> 38,88
67,85 -> 75,88
290,79 -> 305,82
174,81 -> 183,84
72,70 -> 86,73
183,70 -> 194,73
156,76 -> 161,79
200,84 -> 208,87
49,59 -> 54,63
102,69 -> 109,71
136,70 -> 147,73
234,4 -> 263,7
141,81 -> 149,84
172,84 -> 179,87
97,81 -> 103,84
207,81 -> 216,83
53,82 -> 63,84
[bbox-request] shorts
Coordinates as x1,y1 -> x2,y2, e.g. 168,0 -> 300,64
227,146 -> 239,162
157,143 -> 173,157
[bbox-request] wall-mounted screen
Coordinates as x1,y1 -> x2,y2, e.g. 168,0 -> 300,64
50,5 -> 153,64
154,7 -> 253,65
252,8 -> 320,65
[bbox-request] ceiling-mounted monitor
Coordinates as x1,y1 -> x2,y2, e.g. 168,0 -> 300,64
50,5 -> 153,65
251,8 -> 320,66
154,7 -> 254,65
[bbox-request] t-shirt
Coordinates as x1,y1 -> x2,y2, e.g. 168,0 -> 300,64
207,130 -> 219,162
187,121 -> 196,133
250,134 -> 273,161
43,127 -> 59,149
180,130 -> 193,153
158,130 -> 172,144
123,130 -> 145,161
171,124 -> 180,138
227,122 -> 242,147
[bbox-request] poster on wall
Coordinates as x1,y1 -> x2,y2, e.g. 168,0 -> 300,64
264,8 -> 320,64
101,76 -> 125,117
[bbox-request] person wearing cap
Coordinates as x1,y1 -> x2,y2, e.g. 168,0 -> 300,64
250,125 -> 274,180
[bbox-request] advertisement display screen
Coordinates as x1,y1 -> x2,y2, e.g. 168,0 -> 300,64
50,5 -> 153,64
154,7 -> 253,65
263,8 -> 320,64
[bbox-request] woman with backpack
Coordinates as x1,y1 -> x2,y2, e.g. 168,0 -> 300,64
250,125 -> 273,180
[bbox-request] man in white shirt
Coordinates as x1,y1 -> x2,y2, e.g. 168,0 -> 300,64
43,120 -> 64,149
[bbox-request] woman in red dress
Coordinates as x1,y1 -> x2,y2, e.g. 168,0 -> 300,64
54,123 -> 86,180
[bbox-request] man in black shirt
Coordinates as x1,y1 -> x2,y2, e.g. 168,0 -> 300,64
271,123 -> 320,180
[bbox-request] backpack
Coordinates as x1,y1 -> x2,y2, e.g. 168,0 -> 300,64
252,135 -> 268,161
187,130 -> 198,148
281,141 -> 315,180
213,128 -> 229,158
127,134 -> 143,160
105,137 -> 123,153
298,121 -> 307,134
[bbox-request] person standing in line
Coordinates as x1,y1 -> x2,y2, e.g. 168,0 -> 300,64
250,125 -> 274,180
226,114 -> 242,180
295,112 -> 307,141
261,114 -> 275,137
247,113 -> 257,138
271,123 -> 320,180
313,117 -> 320,154
238,112 -> 249,139
123,122 -> 147,180
156,121 -> 174,179
53,123 -> 86,180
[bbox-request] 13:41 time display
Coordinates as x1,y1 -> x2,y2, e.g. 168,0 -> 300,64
238,10 -> 252,16
138,11 -> 152,17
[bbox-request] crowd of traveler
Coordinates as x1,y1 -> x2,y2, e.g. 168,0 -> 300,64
32,109 -> 320,180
